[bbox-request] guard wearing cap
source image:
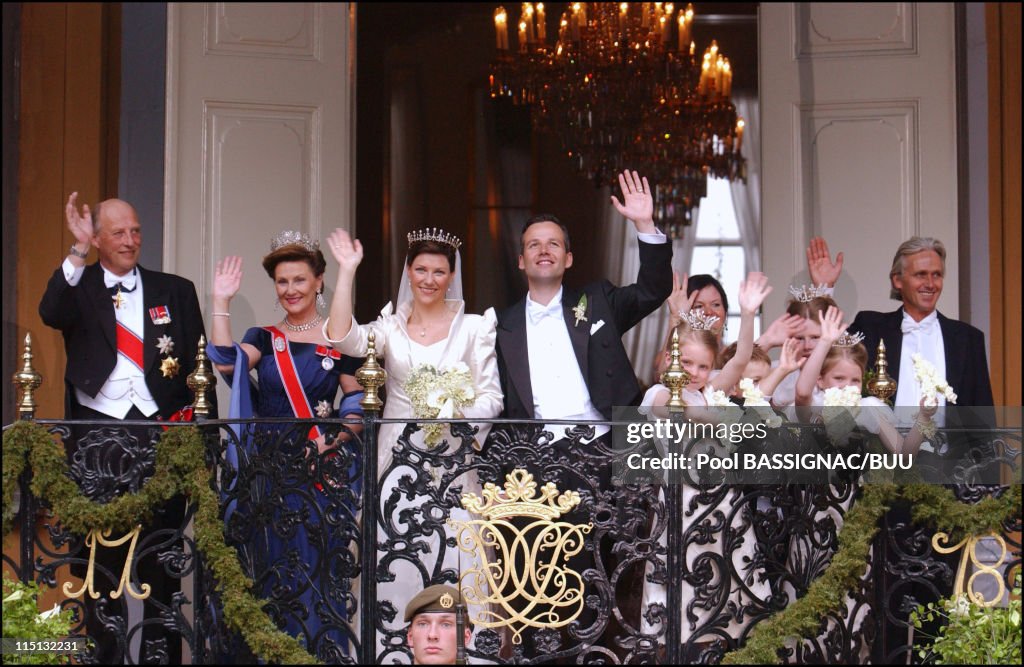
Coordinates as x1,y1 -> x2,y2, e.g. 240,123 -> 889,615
405,584 -> 472,664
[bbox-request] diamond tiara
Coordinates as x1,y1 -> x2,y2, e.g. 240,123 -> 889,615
679,309 -> 721,331
833,331 -> 866,348
788,283 -> 830,303
270,230 -> 319,253
407,228 -> 462,251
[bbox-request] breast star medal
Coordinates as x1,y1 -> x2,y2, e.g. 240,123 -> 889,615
160,356 -> 180,378
572,293 -> 588,327
315,400 -> 332,418
156,334 -> 175,355
111,287 -> 126,310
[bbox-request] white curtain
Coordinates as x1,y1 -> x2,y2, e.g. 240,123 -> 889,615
730,94 -> 761,274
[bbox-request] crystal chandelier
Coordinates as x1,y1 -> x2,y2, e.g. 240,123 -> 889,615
490,2 -> 746,237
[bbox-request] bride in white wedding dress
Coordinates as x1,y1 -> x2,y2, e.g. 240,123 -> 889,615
324,227 -> 503,661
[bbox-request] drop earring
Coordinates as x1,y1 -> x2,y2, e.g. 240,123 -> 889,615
274,298 -> 281,311
316,290 -> 326,313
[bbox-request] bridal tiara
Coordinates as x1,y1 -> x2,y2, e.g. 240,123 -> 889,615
407,228 -> 462,251
833,331 -> 865,348
680,309 -> 720,331
270,230 -> 319,253
788,283 -> 831,303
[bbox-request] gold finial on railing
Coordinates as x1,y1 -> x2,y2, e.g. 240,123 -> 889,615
356,330 -> 386,413
12,333 -> 42,420
867,339 -> 897,403
660,327 -> 690,412
187,335 -> 217,418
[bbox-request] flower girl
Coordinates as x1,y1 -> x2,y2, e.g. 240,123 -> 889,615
794,305 -> 937,455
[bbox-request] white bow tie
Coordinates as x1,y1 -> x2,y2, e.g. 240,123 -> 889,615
104,268 -> 138,291
527,299 -> 562,325
901,316 -> 937,335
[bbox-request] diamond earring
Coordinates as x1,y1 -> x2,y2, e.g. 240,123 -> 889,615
316,291 -> 326,312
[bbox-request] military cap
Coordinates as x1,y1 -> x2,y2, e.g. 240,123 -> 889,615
404,584 -> 463,623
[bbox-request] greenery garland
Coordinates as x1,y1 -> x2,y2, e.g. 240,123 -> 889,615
723,482 -> 1022,664
2,420 -> 318,665
6,420 -> 1021,665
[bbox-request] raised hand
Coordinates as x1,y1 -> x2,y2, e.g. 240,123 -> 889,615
778,337 -> 807,373
806,237 -> 843,287
817,305 -> 847,343
737,272 -> 772,314
666,271 -> 695,320
213,256 -> 243,302
758,312 -> 805,349
326,228 -> 363,274
65,192 -> 94,246
610,170 -> 655,230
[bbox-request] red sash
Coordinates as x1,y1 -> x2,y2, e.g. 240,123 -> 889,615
116,322 -> 145,371
264,326 -> 322,440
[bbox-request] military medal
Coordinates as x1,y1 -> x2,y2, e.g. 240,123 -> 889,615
160,356 -> 180,378
315,344 -> 341,372
156,334 -> 175,355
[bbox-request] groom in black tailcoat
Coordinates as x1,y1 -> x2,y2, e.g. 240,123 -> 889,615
493,170 -> 672,655
496,170 -> 672,426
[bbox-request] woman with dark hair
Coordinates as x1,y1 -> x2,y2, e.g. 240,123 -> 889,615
323,226 -> 503,657
208,231 -> 365,654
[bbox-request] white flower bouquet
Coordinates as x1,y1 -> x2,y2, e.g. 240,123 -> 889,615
404,362 -> 476,447
703,386 -> 744,426
822,385 -> 862,444
912,353 -> 958,407
739,378 -> 783,428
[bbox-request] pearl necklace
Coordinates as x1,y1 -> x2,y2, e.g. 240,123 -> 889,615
283,313 -> 323,332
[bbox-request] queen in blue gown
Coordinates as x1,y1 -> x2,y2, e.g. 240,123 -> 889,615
208,232 -> 364,660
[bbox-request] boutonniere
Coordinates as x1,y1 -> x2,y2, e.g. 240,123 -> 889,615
572,294 -> 588,327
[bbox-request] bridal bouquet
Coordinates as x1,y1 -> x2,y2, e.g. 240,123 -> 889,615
404,362 -> 476,447
739,378 -> 783,428
912,353 -> 958,407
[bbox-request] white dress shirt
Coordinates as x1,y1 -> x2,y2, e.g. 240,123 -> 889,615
64,259 -> 159,418
893,310 -> 945,431
525,287 -> 608,441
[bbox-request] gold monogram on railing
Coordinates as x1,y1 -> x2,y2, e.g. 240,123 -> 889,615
447,469 -> 593,644
62,526 -> 151,601
931,531 -> 1012,607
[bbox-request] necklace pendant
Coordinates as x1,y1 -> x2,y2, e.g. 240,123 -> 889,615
420,329 -> 426,338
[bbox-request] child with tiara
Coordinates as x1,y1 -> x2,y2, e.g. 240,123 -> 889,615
638,272 -> 775,656
770,284 -> 840,407
643,271 -> 773,410
794,305 -> 936,455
